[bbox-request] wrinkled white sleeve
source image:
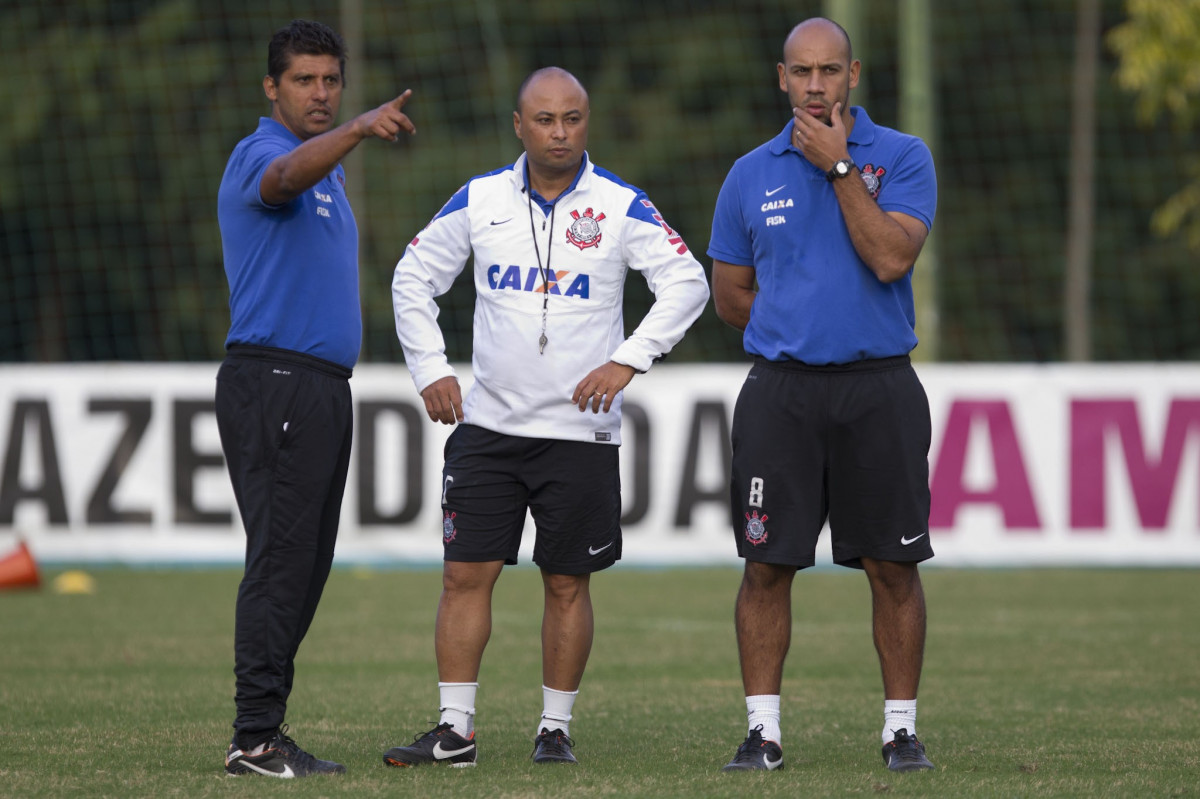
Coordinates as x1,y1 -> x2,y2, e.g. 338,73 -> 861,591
392,188 -> 472,392
610,197 -> 711,372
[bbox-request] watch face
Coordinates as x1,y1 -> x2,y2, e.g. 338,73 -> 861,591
827,159 -> 855,182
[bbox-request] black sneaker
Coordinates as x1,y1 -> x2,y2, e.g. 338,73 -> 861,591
722,724 -> 784,771
224,725 -> 346,778
383,722 -> 477,768
882,728 -> 935,771
531,727 -> 577,764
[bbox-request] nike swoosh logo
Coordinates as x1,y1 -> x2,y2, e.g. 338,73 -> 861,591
489,218 -> 512,226
240,761 -> 295,778
588,541 -> 614,555
901,532 -> 928,545
763,754 -> 783,769
765,185 -> 786,196
433,741 -> 475,759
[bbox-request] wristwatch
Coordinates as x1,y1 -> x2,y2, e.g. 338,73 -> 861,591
826,158 -> 856,182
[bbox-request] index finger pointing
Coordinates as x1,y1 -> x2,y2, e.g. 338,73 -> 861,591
391,89 -> 412,109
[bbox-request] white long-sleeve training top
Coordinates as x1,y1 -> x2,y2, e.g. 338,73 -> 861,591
392,152 -> 710,445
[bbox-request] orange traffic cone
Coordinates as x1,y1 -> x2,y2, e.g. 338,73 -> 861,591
0,540 -> 40,590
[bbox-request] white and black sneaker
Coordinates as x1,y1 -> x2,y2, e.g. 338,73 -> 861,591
722,724 -> 784,771
224,724 -> 346,778
383,722 -> 477,767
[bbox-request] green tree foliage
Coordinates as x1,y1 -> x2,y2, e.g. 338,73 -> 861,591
0,0 -> 298,359
932,0 -> 1199,360
2,0 -> 1197,362
1108,0 -> 1200,252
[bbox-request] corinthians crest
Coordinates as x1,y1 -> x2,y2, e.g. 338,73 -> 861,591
566,207 -> 605,250
744,510 -> 769,546
859,163 -> 886,199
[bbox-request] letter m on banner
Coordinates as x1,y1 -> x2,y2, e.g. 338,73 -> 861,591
1070,399 -> 1200,530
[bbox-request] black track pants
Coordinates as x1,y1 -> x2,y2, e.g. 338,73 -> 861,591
215,345 -> 353,742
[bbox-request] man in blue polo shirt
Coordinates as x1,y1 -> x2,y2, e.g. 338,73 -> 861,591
216,18 -> 415,778
710,17 -> 937,774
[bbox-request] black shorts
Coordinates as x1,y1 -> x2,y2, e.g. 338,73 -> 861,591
440,424 -> 621,575
729,356 -> 933,569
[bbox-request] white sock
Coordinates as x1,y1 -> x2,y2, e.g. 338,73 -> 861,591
538,685 -> 578,737
883,699 -> 918,744
746,694 -> 782,744
438,681 -> 478,736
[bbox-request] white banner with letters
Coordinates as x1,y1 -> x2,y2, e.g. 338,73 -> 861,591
2,363 -> 1198,566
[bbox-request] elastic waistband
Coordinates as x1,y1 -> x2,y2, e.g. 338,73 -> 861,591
225,344 -> 353,380
753,354 -> 911,374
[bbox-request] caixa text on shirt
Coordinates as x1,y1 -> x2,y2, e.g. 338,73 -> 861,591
486,264 -> 590,298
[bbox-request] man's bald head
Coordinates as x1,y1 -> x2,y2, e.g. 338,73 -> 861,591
516,67 -> 588,115
784,17 -> 853,65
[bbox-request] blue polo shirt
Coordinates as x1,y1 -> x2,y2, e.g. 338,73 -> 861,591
708,107 -> 936,365
218,117 -> 361,369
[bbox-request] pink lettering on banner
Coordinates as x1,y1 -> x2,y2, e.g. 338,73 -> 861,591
1070,399 -> 1200,531
929,400 -> 1041,531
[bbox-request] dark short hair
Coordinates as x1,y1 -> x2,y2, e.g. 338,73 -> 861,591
267,19 -> 347,84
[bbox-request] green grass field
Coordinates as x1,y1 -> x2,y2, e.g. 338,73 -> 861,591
1,566 -> 1197,797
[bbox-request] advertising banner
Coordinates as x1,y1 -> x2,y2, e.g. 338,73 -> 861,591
2,364 -> 1198,566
